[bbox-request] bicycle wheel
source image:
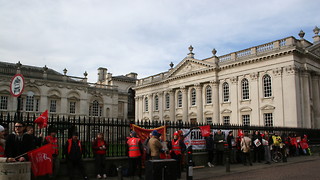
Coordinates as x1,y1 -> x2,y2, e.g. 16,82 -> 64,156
272,151 -> 283,163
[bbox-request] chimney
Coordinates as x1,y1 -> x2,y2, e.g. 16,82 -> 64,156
126,72 -> 138,79
97,67 -> 108,82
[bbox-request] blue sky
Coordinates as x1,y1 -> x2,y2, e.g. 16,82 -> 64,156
0,0 -> 319,82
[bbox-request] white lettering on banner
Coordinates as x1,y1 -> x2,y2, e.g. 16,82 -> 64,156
35,153 -> 52,163
181,129 -> 231,150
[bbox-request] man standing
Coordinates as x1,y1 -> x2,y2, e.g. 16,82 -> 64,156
205,132 -> 214,167
44,128 -> 60,179
127,131 -> 143,180
5,121 -> 35,161
240,131 -> 252,166
214,130 -> 225,165
148,130 -> 162,160
64,132 -> 88,180
170,131 -> 186,179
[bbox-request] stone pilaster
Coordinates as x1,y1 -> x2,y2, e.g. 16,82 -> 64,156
181,86 -> 188,122
195,84 -> 203,123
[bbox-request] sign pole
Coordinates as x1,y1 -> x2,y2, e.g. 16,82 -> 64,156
10,74 -> 25,121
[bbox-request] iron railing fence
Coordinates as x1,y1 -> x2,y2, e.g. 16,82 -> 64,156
1,113 -> 320,159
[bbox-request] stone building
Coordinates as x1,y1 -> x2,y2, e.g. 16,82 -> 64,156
134,27 -> 320,128
0,62 -> 136,120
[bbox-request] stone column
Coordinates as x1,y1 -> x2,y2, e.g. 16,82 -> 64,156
302,71 -> 311,128
312,75 -> 320,128
195,84 -> 203,123
211,81 -> 220,124
181,87 -> 188,122
169,89 -> 175,121
149,94 -> 153,121
135,96 -> 139,121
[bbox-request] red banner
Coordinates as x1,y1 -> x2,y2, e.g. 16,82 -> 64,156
27,144 -> 53,177
130,124 -> 166,142
238,129 -> 244,137
199,125 -> 211,137
34,110 -> 48,129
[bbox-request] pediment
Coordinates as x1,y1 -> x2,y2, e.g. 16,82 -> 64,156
221,109 -> 232,114
204,111 -> 213,115
261,105 -> 275,110
240,107 -> 252,112
167,58 -> 214,78
307,43 -> 320,57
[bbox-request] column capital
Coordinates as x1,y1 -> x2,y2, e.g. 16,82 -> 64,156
230,76 -> 238,84
194,83 -> 202,89
250,72 -> 259,81
210,80 -> 219,86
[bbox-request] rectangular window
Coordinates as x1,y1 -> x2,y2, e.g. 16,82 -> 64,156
242,115 -> 250,126
165,94 -> 170,109
69,101 -> 76,114
264,113 -> 273,127
206,117 -> 212,124
223,116 -> 230,125
177,92 -> 182,108
50,100 -> 57,113
26,96 -> 34,111
0,96 -> 8,110
35,99 -> 39,112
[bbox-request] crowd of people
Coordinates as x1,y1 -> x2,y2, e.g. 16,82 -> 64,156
0,121 -> 313,180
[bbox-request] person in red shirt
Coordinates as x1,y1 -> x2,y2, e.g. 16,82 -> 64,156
92,133 -> 108,179
44,128 -> 59,179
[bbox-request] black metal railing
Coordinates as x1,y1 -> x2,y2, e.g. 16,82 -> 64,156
1,113 -> 320,159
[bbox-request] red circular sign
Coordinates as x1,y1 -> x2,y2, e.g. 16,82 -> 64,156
10,74 -> 25,97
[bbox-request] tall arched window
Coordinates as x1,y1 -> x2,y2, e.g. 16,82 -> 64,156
177,91 -> 182,108
89,100 -> 102,116
165,93 -> 170,109
223,82 -> 229,102
145,97 -> 149,112
26,91 -> 35,111
241,78 -> 249,100
154,95 -> 159,111
206,85 -> 212,104
191,88 -> 196,106
263,74 -> 272,97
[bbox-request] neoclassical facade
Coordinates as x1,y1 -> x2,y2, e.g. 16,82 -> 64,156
134,27 -> 320,128
0,62 -> 136,119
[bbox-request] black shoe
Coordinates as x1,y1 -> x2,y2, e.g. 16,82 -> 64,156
250,163 -> 253,166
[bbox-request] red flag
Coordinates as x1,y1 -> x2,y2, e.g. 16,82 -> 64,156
199,125 -> 211,137
27,144 -> 53,177
238,129 -> 244,137
34,110 -> 48,129
130,124 -> 166,142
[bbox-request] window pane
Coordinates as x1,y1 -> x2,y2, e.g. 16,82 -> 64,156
223,116 -> 230,125
145,97 -> 148,112
242,79 -> 249,100
165,93 -> 170,109
26,95 -> 34,111
69,101 -> 76,114
242,115 -> 250,126
264,113 -> 273,127
263,75 -> 272,97
206,117 -> 212,124
0,96 -> 8,110
191,88 -> 196,106
206,86 -> 212,104
154,95 -> 159,111
177,91 -> 182,108
223,83 -> 229,102
50,100 -> 57,113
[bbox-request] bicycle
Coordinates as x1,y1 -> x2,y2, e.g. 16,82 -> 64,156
271,145 -> 283,163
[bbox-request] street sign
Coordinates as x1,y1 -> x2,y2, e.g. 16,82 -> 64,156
10,74 -> 25,97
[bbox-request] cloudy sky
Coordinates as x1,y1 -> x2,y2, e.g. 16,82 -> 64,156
0,0 -> 319,82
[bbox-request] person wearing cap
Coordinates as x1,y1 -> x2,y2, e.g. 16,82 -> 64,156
170,131 -> 186,179
126,131 -> 143,179
5,121 -> 35,162
44,127 -> 60,179
148,130 -> 162,160
64,132 -> 88,180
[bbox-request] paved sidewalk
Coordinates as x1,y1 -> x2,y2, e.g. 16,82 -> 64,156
56,154 -> 319,179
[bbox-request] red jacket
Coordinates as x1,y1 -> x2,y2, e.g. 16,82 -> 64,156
45,136 -> 59,155
92,138 -> 108,155
127,137 -> 141,158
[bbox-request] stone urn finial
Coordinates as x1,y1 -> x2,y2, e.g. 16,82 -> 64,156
169,62 -> 174,69
16,61 -> 22,68
43,65 -> 48,71
84,71 -> 88,77
313,26 -> 319,35
299,30 -> 305,39
212,48 -> 217,56
188,45 -> 193,53
63,68 -> 67,75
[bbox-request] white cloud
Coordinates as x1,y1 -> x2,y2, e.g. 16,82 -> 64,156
0,0 -> 319,82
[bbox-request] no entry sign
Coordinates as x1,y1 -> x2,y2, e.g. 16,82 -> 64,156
10,74 -> 25,97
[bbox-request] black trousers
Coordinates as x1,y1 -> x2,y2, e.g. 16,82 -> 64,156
207,150 -> 214,164
67,159 -> 87,180
216,150 -> 224,165
95,154 -> 106,175
128,157 -> 142,178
